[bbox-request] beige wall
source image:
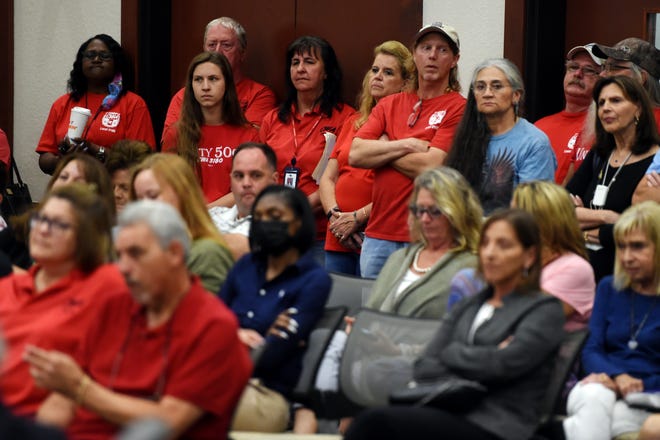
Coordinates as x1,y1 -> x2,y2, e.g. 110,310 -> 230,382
424,0 -> 506,93
14,0 -> 121,199
14,0 -> 504,199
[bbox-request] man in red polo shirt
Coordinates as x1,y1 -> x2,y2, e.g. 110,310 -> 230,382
25,200 -> 251,440
163,16 -> 276,135
349,22 -> 466,278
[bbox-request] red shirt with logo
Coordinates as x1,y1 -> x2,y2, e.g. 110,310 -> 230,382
0,264 -> 129,417
163,78 -> 277,136
162,123 -> 259,203
36,91 -> 156,154
260,103 -> 355,240
355,91 -> 466,242
535,110 -> 588,184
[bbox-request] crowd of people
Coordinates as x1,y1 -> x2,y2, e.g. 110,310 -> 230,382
0,14 -> 658,440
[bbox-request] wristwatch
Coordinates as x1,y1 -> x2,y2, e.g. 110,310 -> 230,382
96,146 -> 106,162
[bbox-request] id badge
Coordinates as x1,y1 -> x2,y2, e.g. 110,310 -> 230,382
283,166 -> 300,188
592,184 -> 609,207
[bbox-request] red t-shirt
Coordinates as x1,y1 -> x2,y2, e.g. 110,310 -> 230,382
162,124 -> 259,203
535,110 -> 588,184
163,78 -> 277,136
67,277 -> 252,440
0,264 -> 128,417
260,104 -> 355,240
0,128 -> 9,168
324,113 -> 374,252
36,92 -> 156,154
355,91 -> 466,242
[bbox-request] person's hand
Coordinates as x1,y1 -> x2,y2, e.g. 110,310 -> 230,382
646,171 -> 660,187
238,328 -> 265,349
23,345 -> 85,397
344,316 -> 355,335
57,137 -> 87,155
400,137 -> 430,154
614,373 -> 644,397
329,212 -> 360,242
581,373 -> 618,392
267,307 -> 298,340
498,335 -> 514,349
570,194 -> 584,208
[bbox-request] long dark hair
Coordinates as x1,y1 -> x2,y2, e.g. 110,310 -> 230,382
177,52 -> 248,173
277,36 -> 345,123
445,58 -> 525,192
592,75 -> 660,158
67,34 -> 132,101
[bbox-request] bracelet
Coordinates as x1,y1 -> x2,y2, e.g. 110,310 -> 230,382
75,374 -> 91,406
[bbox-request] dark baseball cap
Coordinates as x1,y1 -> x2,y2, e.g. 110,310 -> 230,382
593,38 -> 660,78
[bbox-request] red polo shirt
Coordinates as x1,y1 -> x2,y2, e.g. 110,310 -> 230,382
0,264 -> 128,417
67,277 -> 252,440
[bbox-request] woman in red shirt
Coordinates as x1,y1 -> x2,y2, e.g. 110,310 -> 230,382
162,52 -> 259,206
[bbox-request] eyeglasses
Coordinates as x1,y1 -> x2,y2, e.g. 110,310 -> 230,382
409,205 -> 443,219
473,82 -> 511,94
407,99 -> 422,128
602,62 -> 631,73
565,62 -> 601,77
82,50 -> 113,61
30,213 -> 74,235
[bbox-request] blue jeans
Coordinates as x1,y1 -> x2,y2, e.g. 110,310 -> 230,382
325,250 -> 361,276
311,240 -> 326,268
359,236 -> 408,278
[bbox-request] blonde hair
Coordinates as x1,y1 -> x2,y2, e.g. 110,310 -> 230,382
512,181 -> 587,259
355,40 -> 414,128
409,167 -> 482,252
613,201 -> 660,294
130,154 -> 227,248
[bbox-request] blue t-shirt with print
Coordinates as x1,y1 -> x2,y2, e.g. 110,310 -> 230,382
647,150 -> 660,174
480,118 -> 556,214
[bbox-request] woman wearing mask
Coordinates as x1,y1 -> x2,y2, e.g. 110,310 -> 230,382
220,185 -> 331,433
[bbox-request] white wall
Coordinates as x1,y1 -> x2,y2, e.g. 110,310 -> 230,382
424,0 -> 506,93
13,1 -> 505,199
14,0 -> 121,200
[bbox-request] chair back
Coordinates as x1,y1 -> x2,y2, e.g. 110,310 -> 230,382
292,306 -> 348,404
538,328 -> 589,424
326,272 -> 375,315
339,308 -> 441,408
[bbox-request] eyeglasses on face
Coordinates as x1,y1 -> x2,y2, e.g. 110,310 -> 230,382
565,62 -> 601,77
82,50 -> 113,61
409,205 -> 443,219
472,82 -> 511,94
407,99 -> 422,128
30,213 -> 74,234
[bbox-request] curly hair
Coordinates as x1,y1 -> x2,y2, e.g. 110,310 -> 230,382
67,34 -> 133,101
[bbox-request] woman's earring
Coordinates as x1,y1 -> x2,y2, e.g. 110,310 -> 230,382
634,115 -> 639,126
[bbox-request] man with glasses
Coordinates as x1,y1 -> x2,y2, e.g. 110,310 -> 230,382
535,44 -> 604,185
594,38 -> 660,122
163,16 -> 276,134
349,22 -> 466,278
25,200 -> 251,439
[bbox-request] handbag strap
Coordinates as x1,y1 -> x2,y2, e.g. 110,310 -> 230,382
9,152 -> 25,185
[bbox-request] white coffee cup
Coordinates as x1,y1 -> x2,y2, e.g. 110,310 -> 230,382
67,107 -> 92,140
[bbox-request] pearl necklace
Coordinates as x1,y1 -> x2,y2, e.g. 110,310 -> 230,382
412,247 -> 432,273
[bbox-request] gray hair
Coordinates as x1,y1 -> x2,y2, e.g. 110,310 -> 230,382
471,58 -> 525,115
204,17 -> 247,51
118,200 -> 191,259
629,63 -> 660,106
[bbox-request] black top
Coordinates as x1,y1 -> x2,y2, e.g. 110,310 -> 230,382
566,149 -> 654,281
